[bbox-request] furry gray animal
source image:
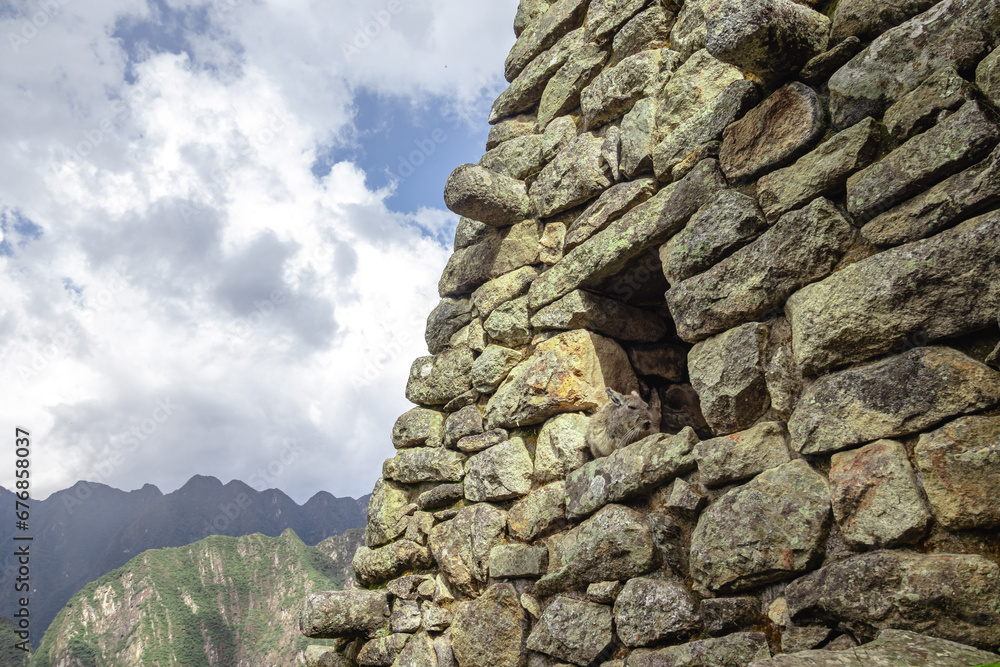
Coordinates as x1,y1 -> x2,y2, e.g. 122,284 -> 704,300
586,387 -> 658,458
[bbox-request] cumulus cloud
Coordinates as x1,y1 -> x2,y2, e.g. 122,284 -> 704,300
0,0 -> 518,501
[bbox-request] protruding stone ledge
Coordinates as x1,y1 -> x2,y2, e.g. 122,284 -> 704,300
299,590 -> 390,638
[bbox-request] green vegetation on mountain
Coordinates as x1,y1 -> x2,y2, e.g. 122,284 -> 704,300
32,528 -> 364,666
0,615 -> 31,665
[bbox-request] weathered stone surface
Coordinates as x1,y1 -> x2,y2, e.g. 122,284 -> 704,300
527,596 -> 614,665
443,405 -> 483,448
387,575 -> 432,601
457,428 -> 508,454
750,629 -> 1000,667
979,45 -> 1000,108
390,599 -> 421,633
659,384 -> 711,437
508,481 -> 567,542
393,632 -> 436,667
828,0 -> 1000,130
300,590 -> 390,638
531,159 -> 726,309
668,140 -> 722,183
628,632 -> 769,667
915,415 -> 1000,531
465,437 -> 533,502
444,164 -> 533,227
439,229 -> 502,296
565,178 -> 658,249
781,627 -> 833,654
484,295 -> 533,346
656,50 -> 745,136
788,211 -> 1000,373
366,479 -> 411,548
422,605 -> 451,632
846,101 -> 999,222
536,504 -> 656,595
830,439 -> 931,549
472,265 -> 539,319
428,504 -> 507,596
471,345 -> 524,393
392,407 -> 445,449
539,221 -> 567,264
566,429 -> 698,519
534,413 -> 590,483
485,329 -> 639,428
788,347 -> 1000,455
531,289 -> 668,342
664,478 -> 706,519
405,348 -> 475,406
691,460 -> 831,593
627,344 -> 685,382
669,0 -> 709,59
493,220 -> 544,278
487,114 -> 537,150
613,5 -> 674,63
701,597 -> 761,637
704,0 -> 830,83
695,421 -> 791,487
505,0 -> 587,82
454,216 -> 493,251
785,551 -> 1000,649
831,0 -> 937,41
648,513 -> 687,578
433,631 -> 456,667
581,49 -> 681,129
883,67 -> 980,142
688,322 -> 770,434
652,80 -> 762,181
536,45 -> 608,131
861,144 -> 1000,246
490,543 -> 548,578
353,540 -> 435,588
530,133 -> 614,217
491,28 -> 586,123
426,298 -> 474,355
417,484 -> 464,512
667,197 -> 855,342
384,447 -> 467,484
452,583 -> 528,667
305,645 -> 354,667
357,634 -> 409,666
757,117 -> 882,222
720,82 -> 825,183
586,580 -> 624,605
620,97 -> 658,179
798,36 -> 863,86
614,577 -> 699,647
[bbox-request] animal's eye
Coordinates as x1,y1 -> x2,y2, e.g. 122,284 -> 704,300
628,404 -> 637,410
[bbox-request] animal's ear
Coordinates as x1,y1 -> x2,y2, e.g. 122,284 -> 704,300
630,391 -> 640,397
606,387 -> 624,406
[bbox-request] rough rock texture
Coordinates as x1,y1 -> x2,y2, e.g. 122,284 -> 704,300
831,0 -> 938,41
384,447 -> 466,484
405,348 -> 475,406
695,421 -> 791,487
505,0 -> 587,82
629,632 -> 769,667
581,48 -> 681,129
531,133 -> 613,217
531,289 -> 668,342
690,460 -> 830,593
508,482 -> 567,542
980,45 -> 1000,108
701,598 -> 761,637
443,164 -> 534,226
392,407 -> 445,449
565,178 -> 658,249
688,322 -> 770,434
452,584 -> 528,667
526,596 -> 614,664
785,551 -> 1000,648
353,540 -> 434,588
788,346 -> 1000,455
428,504 -> 507,596
613,577 -> 699,647
366,479 -> 411,547
464,437 -> 534,502
883,67 -> 981,142
300,590 -> 390,638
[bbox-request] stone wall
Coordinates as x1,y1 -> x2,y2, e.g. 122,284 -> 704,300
300,1 -> 1000,665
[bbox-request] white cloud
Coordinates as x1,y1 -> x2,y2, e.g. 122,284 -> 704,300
0,0 -> 518,501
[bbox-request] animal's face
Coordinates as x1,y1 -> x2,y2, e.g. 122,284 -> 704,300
607,388 -> 654,433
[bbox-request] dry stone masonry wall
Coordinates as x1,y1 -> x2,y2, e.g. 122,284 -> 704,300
301,1 -> 1000,665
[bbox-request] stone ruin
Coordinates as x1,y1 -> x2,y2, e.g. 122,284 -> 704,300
300,0 -> 1000,665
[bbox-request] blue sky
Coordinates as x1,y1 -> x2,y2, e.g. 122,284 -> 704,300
0,0 -> 518,503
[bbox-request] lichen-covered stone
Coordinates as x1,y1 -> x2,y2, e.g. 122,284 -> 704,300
487,114 -> 538,150
612,4 -> 675,63
390,599 -> 421,633
829,439 -> 931,549
660,190 -> 766,286
353,541 -> 435,588
357,634 -> 409,666
627,344 -> 685,382
530,133 -> 614,217
585,0 -> 647,42
536,504 -> 656,596
586,581 -> 624,605
830,0 -> 937,41
750,629 -> 1000,667
798,36 -> 863,86
383,447 -> 467,484
464,437 -> 534,502
979,45 -> 1000,109
392,407 -> 445,449
861,144 -> 1000,247
720,82 -> 825,183
620,97 -> 659,179
530,289 -> 668,342
664,478 -> 706,520
883,67 -> 980,142
787,210 -> 1000,373
531,159 -> 726,310
565,177 -> 658,249
656,50 -> 744,136
581,49 -> 681,129
456,428 -> 508,454
504,0 -> 587,82
300,590 -> 390,638
527,596 -> 614,665
669,0 -> 709,59
393,632 -> 436,667
756,117 -> 882,223
701,597 -> 761,637
613,577 -> 699,647
471,345 -> 524,393
915,415 -> 1000,531
828,0 -> 1000,130
565,429 -> 698,519
416,485 -> 463,512
484,295 -> 533,346
443,164 -> 534,227
667,197 -> 854,342
405,348 -> 475,406
704,0 -> 830,83
845,101 -> 1000,223
491,28 -> 586,123
426,298 -> 474,355
443,405 -> 483,448
688,322 -> 770,434
366,479 -> 412,548
438,229 -> 502,296
691,460 -> 830,593
484,329 -> 638,429
508,481 -> 567,541
695,421 -> 791,488
537,45 -> 608,130
493,220 -> 544,278
788,347 -> 1000,456
534,413 -> 590,483
785,551 -> 1000,649
489,543 -> 548,578
472,265 -> 539,319
628,632 -> 769,667
428,504 -> 507,596
452,583 -> 528,667
304,645 -> 354,667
